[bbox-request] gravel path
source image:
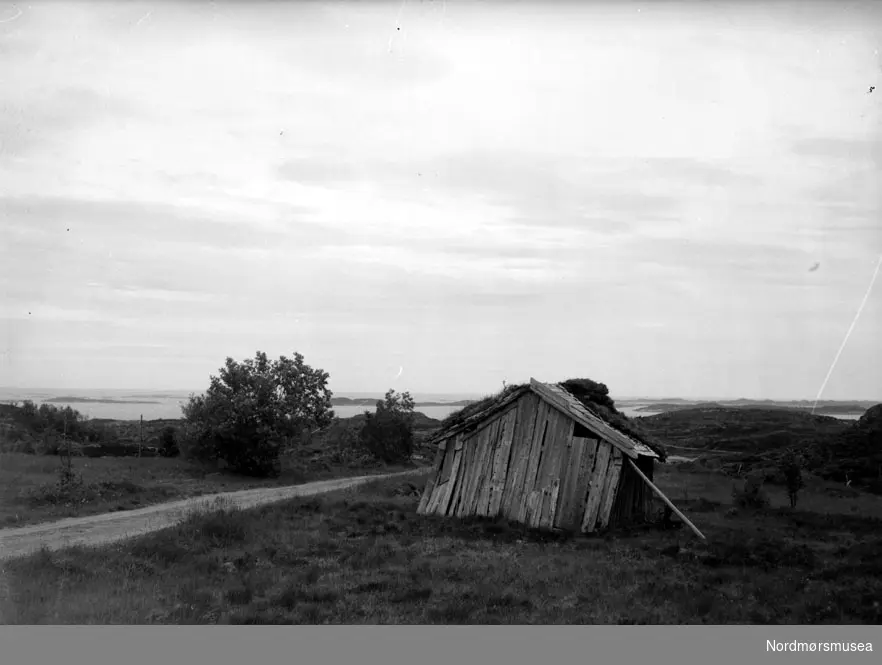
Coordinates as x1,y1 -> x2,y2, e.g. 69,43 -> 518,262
0,469 -> 429,562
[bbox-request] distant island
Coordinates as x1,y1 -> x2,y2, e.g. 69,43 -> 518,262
330,397 -> 476,408
44,397 -> 162,405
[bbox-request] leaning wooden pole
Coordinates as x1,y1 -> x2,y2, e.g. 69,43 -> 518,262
626,458 -> 706,541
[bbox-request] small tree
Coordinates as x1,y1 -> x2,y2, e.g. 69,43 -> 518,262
181,351 -> 335,477
358,389 -> 415,464
779,448 -> 805,509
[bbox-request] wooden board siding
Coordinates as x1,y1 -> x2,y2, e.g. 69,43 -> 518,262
475,416 -> 504,516
580,440 -> 612,533
608,458 -> 656,528
423,441 -> 453,515
533,410 -> 566,491
500,394 -> 541,520
445,442 -> 470,516
425,435 -> 457,515
437,436 -> 465,516
570,437 -> 599,526
455,429 -> 484,518
518,401 -> 551,524
608,463 -> 636,527
425,478 -> 445,514
596,447 -> 624,530
462,429 -> 488,516
538,478 -> 561,530
528,410 -> 557,528
450,431 -> 478,517
537,412 -> 573,530
553,435 -> 584,530
417,475 -> 437,514
546,421 -> 575,529
550,429 -> 576,528
437,440 -> 456,484
417,438 -> 447,515
449,433 -> 470,517
487,406 -> 518,517
464,420 -> 491,516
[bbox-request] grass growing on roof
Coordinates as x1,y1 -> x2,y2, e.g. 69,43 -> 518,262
559,378 -> 668,460
437,384 -> 529,432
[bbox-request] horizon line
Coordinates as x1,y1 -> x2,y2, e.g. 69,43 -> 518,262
0,387 -> 879,404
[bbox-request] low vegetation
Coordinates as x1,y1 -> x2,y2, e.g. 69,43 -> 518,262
358,390 -> 416,464
3,465 -> 881,624
638,405 -> 882,494
0,351 -> 443,528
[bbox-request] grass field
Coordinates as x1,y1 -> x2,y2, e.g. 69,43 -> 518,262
0,450 -> 418,529
2,464 -> 881,624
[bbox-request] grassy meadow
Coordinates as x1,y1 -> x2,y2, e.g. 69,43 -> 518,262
2,464 -> 881,624
0,447 -> 418,529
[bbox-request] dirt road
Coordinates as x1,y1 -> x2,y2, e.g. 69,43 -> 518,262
0,469 -> 429,562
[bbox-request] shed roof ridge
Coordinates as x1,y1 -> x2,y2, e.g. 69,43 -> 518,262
526,379 -> 657,459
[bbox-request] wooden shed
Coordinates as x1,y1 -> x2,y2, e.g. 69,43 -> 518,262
418,378 -> 701,537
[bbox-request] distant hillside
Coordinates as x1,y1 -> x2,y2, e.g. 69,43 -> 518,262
804,404 -> 882,489
638,404 -> 882,494
636,400 -> 872,416
635,407 -> 851,454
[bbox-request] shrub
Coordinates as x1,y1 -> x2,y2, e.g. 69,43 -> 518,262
34,432 -> 63,456
778,448 -> 805,508
158,426 -> 180,458
358,389 -> 415,464
732,476 -> 770,509
559,378 -> 617,412
180,351 -> 334,477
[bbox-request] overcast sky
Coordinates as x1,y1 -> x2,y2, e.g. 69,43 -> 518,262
1,0 -> 880,400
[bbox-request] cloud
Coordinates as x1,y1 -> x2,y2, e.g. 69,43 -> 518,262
0,85 -> 142,158
789,135 -> 882,170
0,196 -> 315,252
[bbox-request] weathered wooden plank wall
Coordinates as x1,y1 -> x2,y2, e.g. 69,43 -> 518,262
535,410 -> 572,529
455,427 -> 484,517
475,417 -> 503,516
436,435 -> 465,515
518,400 -> 551,524
596,447 -> 624,530
553,435 -> 584,530
500,394 -> 541,520
417,440 -> 447,514
581,440 -> 612,533
487,407 -> 518,517
418,389 -> 658,534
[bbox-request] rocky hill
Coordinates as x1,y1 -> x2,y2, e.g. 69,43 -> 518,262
635,407 -> 851,454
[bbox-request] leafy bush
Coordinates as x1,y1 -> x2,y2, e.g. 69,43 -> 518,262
358,389 -> 415,464
158,426 -> 180,458
778,448 -> 805,508
180,351 -> 334,477
732,477 -> 770,509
